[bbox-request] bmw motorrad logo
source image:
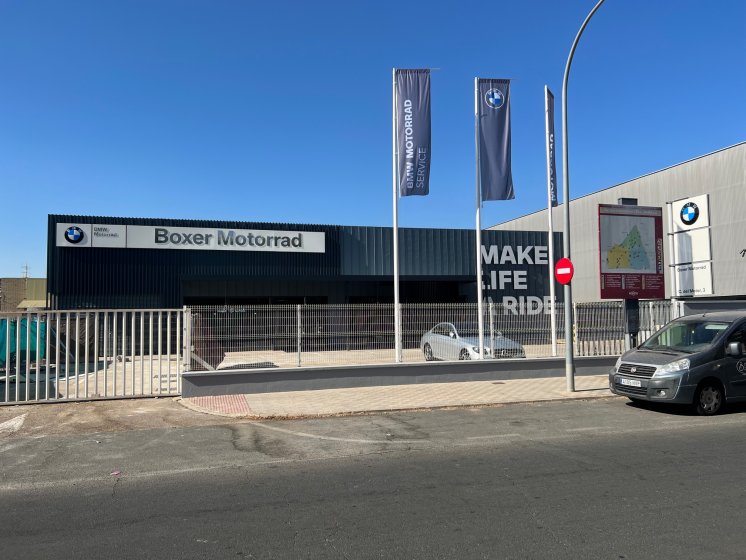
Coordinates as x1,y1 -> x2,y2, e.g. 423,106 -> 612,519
64,226 -> 85,244
680,202 -> 699,226
485,88 -> 505,109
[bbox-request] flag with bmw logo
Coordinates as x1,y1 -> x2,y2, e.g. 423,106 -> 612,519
477,78 -> 514,201
545,86 -> 558,207
394,69 -> 431,196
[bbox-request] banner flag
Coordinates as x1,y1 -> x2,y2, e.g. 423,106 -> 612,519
545,87 -> 558,207
395,69 -> 431,196
477,78 -> 514,201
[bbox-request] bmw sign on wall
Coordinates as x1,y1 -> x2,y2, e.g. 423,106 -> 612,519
673,194 -> 709,232
680,202 -> 699,226
669,193 -> 714,297
56,223 -> 92,247
64,226 -> 85,244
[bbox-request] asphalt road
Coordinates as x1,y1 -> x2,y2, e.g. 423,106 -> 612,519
2,397 -> 746,559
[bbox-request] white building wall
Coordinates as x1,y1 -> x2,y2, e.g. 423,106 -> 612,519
490,142 -> 746,302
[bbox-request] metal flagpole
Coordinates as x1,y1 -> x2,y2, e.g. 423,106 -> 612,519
666,202 -> 678,301
392,68 -> 402,363
475,78 -> 485,359
545,86 -> 558,356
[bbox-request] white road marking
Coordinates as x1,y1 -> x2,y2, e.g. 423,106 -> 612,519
246,420 -> 423,444
0,414 -> 27,435
467,433 -> 521,440
566,426 -> 607,432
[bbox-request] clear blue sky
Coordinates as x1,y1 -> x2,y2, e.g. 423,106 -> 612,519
1,0 -> 744,278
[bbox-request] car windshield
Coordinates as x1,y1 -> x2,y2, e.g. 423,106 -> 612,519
453,324 -> 486,337
641,319 -> 731,353
450,324 -> 504,337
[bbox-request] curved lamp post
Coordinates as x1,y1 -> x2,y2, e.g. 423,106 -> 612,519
562,0 -> 606,392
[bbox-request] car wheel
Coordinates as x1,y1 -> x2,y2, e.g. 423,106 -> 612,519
694,381 -> 725,416
423,343 -> 434,361
459,349 -> 471,361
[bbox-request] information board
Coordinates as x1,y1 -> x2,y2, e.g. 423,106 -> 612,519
598,204 -> 664,299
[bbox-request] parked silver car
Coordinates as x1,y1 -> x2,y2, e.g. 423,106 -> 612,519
420,322 -> 525,361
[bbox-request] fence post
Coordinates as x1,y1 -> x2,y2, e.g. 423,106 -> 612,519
182,306 -> 190,374
572,301 -> 579,356
489,302 -> 495,356
297,304 -> 302,368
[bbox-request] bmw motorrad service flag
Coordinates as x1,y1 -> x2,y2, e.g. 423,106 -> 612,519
395,69 -> 431,196
477,78 -> 514,201
545,87 -> 558,207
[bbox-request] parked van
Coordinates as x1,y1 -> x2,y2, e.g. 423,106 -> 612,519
609,311 -> 746,415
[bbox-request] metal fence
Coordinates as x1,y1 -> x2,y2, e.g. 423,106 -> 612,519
1,309 -> 184,404
187,301 -> 673,371
187,303 -> 567,370
573,300 -> 677,356
1,301 -> 676,403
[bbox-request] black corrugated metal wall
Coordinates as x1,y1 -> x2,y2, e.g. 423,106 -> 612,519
48,215 -> 562,309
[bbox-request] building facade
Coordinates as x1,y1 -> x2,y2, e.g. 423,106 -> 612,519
491,142 -> 746,303
48,215 -> 562,310
0,278 -> 47,311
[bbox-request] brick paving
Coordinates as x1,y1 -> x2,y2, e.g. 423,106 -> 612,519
180,374 -> 614,419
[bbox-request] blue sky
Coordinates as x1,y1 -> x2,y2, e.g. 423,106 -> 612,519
1,0 -> 744,278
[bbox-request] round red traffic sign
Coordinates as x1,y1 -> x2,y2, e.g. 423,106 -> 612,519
555,258 -> 574,285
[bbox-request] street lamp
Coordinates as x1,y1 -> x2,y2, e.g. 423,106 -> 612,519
562,0 -> 606,392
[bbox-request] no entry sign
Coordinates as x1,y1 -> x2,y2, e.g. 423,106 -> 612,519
555,257 -> 574,285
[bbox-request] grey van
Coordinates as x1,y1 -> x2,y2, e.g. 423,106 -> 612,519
609,311 -> 746,415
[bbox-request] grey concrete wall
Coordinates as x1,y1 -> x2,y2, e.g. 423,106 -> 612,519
181,356 -> 616,398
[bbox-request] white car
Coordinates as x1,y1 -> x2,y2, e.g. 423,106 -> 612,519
420,322 -> 525,361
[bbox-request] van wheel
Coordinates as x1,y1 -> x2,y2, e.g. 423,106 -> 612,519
423,344 -> 434,361
694,381 -> 725,416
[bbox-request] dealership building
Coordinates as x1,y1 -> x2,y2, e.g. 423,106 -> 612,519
47,216 -> 560,310
47,142 -> 745,311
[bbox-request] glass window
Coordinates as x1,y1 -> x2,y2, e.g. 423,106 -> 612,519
642,319 -> 730,353
727,325 -> 746,345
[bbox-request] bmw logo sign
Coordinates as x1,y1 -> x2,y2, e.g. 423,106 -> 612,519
64,226 -> 85,244
680,202 -> 699,226
485,88 -> 505,109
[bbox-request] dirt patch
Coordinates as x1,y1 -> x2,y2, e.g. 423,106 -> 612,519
0,397 -> 241,438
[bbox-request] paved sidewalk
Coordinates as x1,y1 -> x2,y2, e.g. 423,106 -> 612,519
179,374 -> 615,419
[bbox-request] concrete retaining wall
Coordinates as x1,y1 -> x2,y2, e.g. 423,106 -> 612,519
181,356 -> 616,398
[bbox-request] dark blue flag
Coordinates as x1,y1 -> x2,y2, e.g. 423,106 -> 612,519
545,86 -> 558,207
477,79 -> 514,201
395,69 -> 431,196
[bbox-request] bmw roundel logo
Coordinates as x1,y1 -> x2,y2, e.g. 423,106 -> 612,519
680,202 -> 699,226
64,226 -> 85,244
485,88 -> 505,109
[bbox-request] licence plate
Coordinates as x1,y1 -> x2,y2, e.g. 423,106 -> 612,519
619,377 -> 642,388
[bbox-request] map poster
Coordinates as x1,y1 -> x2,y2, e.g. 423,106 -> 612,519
598,204 -> 665,300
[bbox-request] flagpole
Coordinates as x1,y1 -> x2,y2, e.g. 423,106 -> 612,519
392,68 -> 402,363
544,86 -> 558,356
475,78 -> 485,359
